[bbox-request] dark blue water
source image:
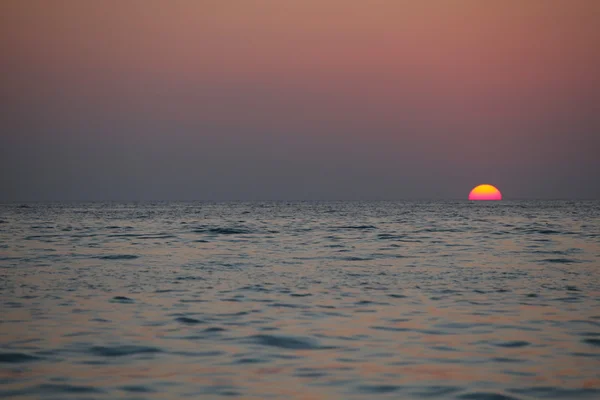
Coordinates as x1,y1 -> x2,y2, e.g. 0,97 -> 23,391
1,201 -> 599,399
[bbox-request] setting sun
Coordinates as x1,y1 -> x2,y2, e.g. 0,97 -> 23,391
469,184 -> 502,201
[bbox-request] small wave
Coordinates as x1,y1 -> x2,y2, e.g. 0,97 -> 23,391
371,326 -> 449,335
238,285 -> 271,293
139,234 -> 176,239
218,311 -> 250,317
37,383 -> 104,394
24,235 -> 57,240
537,229 -> 563,234
89,345 -> 162,357
175,317 -> 205,325
107,233 -> 142,237
336,225 -> 377,230
0,256 -> 20,261
494,341 -> 530,348
583,338 -> 600,347
357,385 -> 402,394
250,334 -> 323,350
580,332 -> 600,338
108,233 -> 176,239
531,250 -> 571,255
457,393 -> 520,400
175,276 -> 205,281
371,326 -> 410,332
377,233 -> 405,240
99,254 -> 139,260
0,352 -> 42,363
493,357 -> 526,363
541,258 -> 580,264
204,327 -> 227,333
342,256 -> 373,261
568,319 -> 600,327
408,386 -> 461,397
193,226 -> 252,235
510,387 -> 600,398
235,357 -> 267,364
268,302 -> 309,309
120,385 -> 156,393
436,322 -> 489,330
355,300 -> 389,306
418,228 -> 463,233
110,296 -> 135,304
520,228 -> 562,235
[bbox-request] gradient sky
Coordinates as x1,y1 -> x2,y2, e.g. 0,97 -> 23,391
1,0 -> 599,201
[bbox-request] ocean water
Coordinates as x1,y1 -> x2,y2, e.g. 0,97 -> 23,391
1,201 -> 599,399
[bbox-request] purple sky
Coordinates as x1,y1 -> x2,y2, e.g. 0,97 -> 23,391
1,1 -> 599,200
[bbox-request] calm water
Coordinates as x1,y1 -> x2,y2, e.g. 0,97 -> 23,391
1,201 -> 599,399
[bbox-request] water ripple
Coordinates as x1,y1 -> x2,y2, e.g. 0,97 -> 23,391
249,334 -> 324,350
89,345 -> 162,357
1,200 -> 599,399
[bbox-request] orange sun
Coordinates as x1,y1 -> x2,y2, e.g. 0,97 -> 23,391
468,184 -> 502,201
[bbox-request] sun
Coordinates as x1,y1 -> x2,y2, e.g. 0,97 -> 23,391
469,184 -> 502,201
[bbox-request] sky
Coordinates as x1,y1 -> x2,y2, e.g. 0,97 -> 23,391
1,0 -> 599,201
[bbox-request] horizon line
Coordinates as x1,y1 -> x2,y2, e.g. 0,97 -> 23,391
2,198 -> 599,204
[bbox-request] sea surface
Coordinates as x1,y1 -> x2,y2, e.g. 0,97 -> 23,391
1,201 -> 599,399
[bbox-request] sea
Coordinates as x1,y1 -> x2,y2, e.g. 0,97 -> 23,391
1,201 -> 599,399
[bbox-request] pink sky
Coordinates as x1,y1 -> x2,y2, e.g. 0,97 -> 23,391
1,1 -> 599,200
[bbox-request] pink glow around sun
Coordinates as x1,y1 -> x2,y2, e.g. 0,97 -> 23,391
469,184 -> 502,201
